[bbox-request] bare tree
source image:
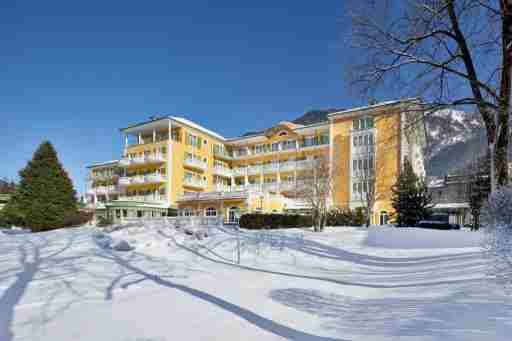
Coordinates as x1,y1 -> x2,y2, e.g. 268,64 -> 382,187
295,152 -> 333,232
347,0 -> 512,192
466,154 -> 491,230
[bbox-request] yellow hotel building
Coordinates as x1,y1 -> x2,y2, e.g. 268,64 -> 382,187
86,98 -> 426,225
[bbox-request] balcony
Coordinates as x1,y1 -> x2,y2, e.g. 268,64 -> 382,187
247,166 -> 262,175
119,174 -> 166,186
87,185 -> 121,195
262,183 -> 278,192
212,166 -> 232,178
118,195 -> 167,203
262,164 -> 279,174
178,190 -> 248,202
233,168 -> 246,177
184,158 -> 207,171
183,178 -> 207,189
119,154 -> 166,167
213,149 -> 233,160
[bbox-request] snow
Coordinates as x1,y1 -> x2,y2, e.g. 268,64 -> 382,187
0,223 -> 510,341
366,226 -> 484,249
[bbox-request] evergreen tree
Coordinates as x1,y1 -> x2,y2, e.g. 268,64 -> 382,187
391,159 -> 431,227
4,141 -> 77,231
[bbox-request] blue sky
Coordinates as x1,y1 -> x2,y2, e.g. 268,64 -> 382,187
1,0 -> 376,196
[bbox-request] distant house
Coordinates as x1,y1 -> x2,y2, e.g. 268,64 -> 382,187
428,175 -> 470,225
0,194 -> 10,211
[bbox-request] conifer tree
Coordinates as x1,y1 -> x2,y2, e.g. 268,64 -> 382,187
391,159 -> 431,227
4,141 -> 77,231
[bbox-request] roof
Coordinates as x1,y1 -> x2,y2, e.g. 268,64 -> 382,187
328,98 -> 421,119
120,116 -> 226,141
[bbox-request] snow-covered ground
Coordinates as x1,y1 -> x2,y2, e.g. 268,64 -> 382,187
0,224 -> 510,341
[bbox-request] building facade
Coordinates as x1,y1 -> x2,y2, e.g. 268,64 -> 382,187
86,98 -> 427,224
428,175 -> 471,226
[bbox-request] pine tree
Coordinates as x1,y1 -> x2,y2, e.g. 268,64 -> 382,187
391,159 -> 431,227
4,141 -> 77,231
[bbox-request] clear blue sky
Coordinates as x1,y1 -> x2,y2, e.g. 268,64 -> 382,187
1,0 -> 378,196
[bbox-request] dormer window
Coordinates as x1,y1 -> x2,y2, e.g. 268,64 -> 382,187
278,131 -> 288,137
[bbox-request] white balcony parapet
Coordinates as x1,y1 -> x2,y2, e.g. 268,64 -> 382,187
118,195 -> 167,203
212,166 -> 232,178
178,190 -> 248,202
184,158 -> 207,170
262,164 -> 279,174
183,178 -> 207,188
233,168 -> 246,177
119,174 -> 166,186
247,166 -> 262,175
120,154 -> 166,167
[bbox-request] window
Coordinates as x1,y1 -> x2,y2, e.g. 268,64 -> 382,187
204,139 -> 208,145
278,131 -> 288,136
271,143 -> 280,151
186,133 -> 201,148
353,117 -> 374,131
182,208 -> 194,217
205,207 -> 217,217
116,209 -> 121,218
281,140 -> 297,150
122,209 -> 128,217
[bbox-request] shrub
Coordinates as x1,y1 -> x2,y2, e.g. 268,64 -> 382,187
97,215 -> 114,227
62,210 -> 94,227
239,213 -> 312,229
327,208 -> 361,227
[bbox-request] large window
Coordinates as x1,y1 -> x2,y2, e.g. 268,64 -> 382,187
186,133 -> 202,149
281,140 -> 297,150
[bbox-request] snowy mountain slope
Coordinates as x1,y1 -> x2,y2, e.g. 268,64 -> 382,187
425,109 -> 486,176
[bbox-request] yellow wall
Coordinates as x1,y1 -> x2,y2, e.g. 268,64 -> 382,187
331,117 -> 352,208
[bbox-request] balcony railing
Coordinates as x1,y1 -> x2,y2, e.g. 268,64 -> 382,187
262,164 -> 279,174
119,174 -> 166,186
118,195 -> 167,203
212,166 -> 232,178
120,154 -> 166,167
233,168 -> 246,177
213,149 -> 233,160
87,185 -> 121,195
247,166 -> 262,175
183,178 -> 207,188
184,158 -> 207,170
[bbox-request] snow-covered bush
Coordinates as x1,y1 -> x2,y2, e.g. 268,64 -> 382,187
482,186 -> 512,286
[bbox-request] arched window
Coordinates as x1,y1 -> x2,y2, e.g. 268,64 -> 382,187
278,131 -> 288,137
205,207 -> 217,217
228,206 -> 240,224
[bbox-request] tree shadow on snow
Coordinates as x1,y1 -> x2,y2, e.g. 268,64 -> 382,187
93,239 -> 349,341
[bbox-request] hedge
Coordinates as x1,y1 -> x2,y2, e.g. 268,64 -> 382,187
239,213 -> 312,229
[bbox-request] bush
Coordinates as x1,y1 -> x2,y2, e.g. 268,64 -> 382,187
326,208 -> 363,227
239,213 -> 312,230
62,210 -> 93,227
97,215 -> 114,227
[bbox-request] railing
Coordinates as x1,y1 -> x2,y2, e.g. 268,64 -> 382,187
119,174 -> 166,186
184,158 -> 207,170
213,149 -> 233,159
233,168 -> 246,176
247,166 -> 262,175
212,166 -> 232,178
88,185 -> 121,195
183,178 -> 207,188
120,154 -> 166,167
262,164 -> 279,173
118,195 -> 167,203
179,190 -> 247,201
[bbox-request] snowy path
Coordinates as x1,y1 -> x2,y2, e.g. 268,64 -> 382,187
0,225 -> 510,341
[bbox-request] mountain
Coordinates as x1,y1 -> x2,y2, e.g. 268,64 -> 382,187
425,109 -> 486,176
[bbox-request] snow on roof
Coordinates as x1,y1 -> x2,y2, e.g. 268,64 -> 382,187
328,98 -> 420,119
169,116 -> 226,141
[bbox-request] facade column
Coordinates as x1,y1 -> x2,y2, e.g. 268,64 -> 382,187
138,132 -> 142,144
153,129 -> 156,143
